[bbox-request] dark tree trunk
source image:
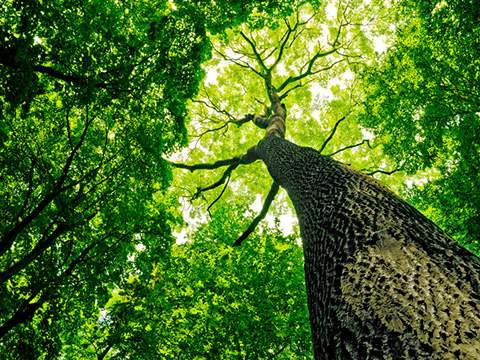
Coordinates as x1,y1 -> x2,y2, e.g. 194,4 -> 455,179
256,134 -> 480,359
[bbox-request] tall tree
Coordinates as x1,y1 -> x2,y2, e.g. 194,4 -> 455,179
248,95 -> 480,360
171,2 -> 480,358
2,0 -> 479,358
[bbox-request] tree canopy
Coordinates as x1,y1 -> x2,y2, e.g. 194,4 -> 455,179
0,0 -> 209,356
358,0 -> 480,253
0,0 -> 308,356
64,204 -> 311,359
1,0 -> 479,358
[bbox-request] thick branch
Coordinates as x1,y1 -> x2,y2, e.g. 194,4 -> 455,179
0,223 -> 68,284
32,65 -> 80,83
97,344 -> 113,360
168,152 -> 255,172
252,114 -> 270,129
169,150 -> 259,202
232,182 -> 280,247
0,288 -> 44,339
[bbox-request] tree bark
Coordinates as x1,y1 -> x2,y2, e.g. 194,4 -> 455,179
255,134 -> 480,359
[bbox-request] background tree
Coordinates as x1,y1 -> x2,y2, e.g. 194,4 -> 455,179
358,0 -> 480,254
0,0 -> 312,357
61,203 -> 312,359
1,1 -> 196,355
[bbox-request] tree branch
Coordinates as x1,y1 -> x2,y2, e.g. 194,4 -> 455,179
0,109 -> 95,257
269,18 -> 297,72
206,173 -> 231,217
252,114 -> 270,129
326,139 -> 372,157
31,65 -> 80,83
276,48 -> 339,93
193,97 -> 237,122
212,45 -> 264,78
279,80 -> 314,100
0,222 -> 69,284
0,287 -> 44,339
233,182 -> 280,247
193,115 -> 253,140
192,162 -> 239,201
167,152 -> 255,172
271,10 -> 317,73
364,168 -> 401,176
318,115 -> 349,154
240,31 -> 269,75
168,150 -> 259,203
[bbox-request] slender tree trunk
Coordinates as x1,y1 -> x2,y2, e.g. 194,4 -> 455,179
255,134 -> 480,359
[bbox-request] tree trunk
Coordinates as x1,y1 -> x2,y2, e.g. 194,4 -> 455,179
255,134 -> 480,359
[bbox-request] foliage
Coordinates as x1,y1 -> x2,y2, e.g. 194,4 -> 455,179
1,0 -> 479,357
59,204 -> 312,359
174,0 -> 323,34
357,0 -> 480,254
0,0 -> 325,357
0,0 -> 255,356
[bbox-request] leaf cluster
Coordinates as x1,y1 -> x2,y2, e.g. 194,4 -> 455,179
57,203 -> 312,359
357,0 -> 480,253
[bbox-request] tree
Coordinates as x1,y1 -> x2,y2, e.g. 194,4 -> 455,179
358,0 -> 480,254
2,0 -> 479,358
170,2 -> 480,358
0,0 -> 310,356
1,0 -> 195,354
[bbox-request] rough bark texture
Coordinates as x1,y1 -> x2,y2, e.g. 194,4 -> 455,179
256,135 -> 480,360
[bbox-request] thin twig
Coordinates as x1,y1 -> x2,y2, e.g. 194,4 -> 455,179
206,174 -> 231,217
212,44 -> 263,77
364,168 -> 401,176
318,115 -> 348,154
326,139 -> 371,157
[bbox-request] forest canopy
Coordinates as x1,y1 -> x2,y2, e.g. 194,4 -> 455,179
1,0 -> 479,358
